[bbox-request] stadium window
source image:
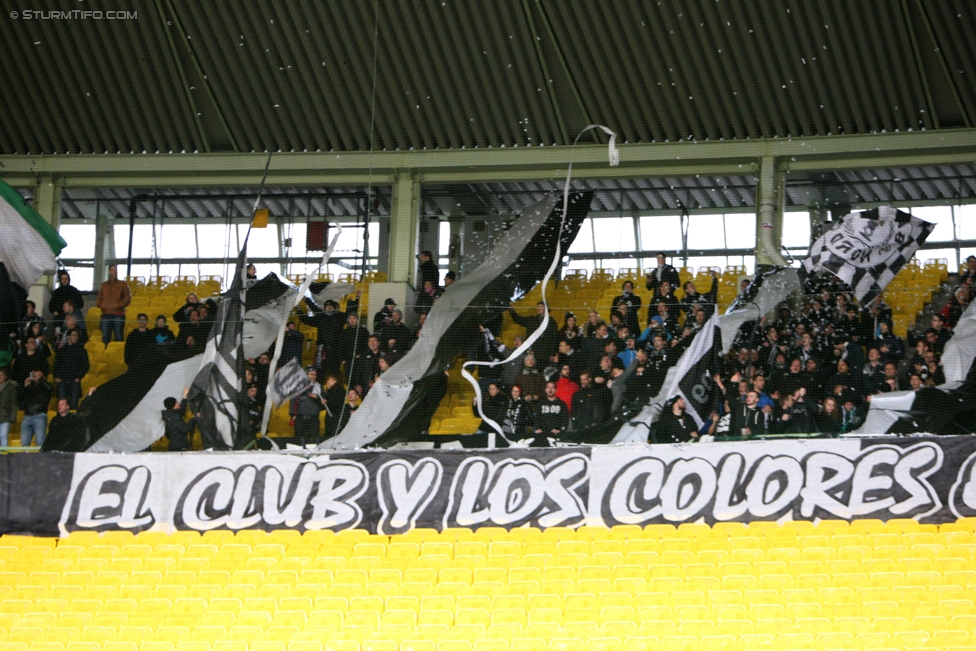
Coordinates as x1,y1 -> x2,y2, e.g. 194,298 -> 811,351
686,213 -> 725,250
782,212 -> 812,248
638,215 -> 683,251
723,213 -> 756,249
568,218 -> 594,253
592,216 -> 636,252
956,205 -> 976,240
908,206 -> 954,242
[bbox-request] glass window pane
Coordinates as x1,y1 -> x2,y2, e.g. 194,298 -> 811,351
909,206 -> 953,242
639,216 -> 683,251
568,218 -> 594,253
592,217 -> 636,252
62,266 -> 94,292
957,205 -> 976,240
782,212 -> 811,248
919,248 -> 957,268
157,225 -> 197,259
724,214 -> 756,249
686,214 -> 725,250
237,224 -> 279,258
439,221 -> 451,257
58,224 -> 96,260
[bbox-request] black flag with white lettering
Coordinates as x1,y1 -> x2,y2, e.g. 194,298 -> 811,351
670,311 -> 723,429
188,248 -> 247,450
802,206 -> 933,304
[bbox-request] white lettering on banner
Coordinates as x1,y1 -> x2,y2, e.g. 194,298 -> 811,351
377,458 -> 443,535
444,454 -> 588,529
949,451 -> 976,519
602,442 -> 943,526
68,465 -> 155,531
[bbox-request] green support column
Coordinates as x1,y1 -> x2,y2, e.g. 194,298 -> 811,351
31,175 -> 62,315
388,171 -> 420,285
755,156 -> 787,271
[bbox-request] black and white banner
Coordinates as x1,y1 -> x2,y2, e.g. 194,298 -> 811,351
803,206 -> 933,304
5,437 -> 976,536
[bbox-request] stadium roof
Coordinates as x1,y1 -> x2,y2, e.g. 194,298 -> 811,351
2,0 -> 974,156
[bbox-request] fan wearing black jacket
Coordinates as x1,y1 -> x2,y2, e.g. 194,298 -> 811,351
42,390 -> 96,452
533,382 -> 569,439
474,382 -> 509,433
501,385 -> 533,439
657,396 -> 698,443
645,252 -> 681,295
162,387 -> 199,451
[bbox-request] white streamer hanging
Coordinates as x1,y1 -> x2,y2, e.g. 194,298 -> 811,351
259,223 -> 343,439
460,125 -> 619,447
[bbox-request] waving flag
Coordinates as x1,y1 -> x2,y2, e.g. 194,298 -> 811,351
0,178 -> 67,292
803,206 -> 933,304
188,249 -> 247,450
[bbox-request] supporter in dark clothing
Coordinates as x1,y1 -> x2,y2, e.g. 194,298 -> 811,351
828,359 -> 859,399
415,280 -> 439,316
48,271 -> 84,330
59,313 -> 88,346
11,337 -> 49,384
18,370 -> 52,447
649,301 -> 680,339
53,329 -> 89,409
235,384 -> 263,449
770,391 -> 813,434
323,381 -> 352,440
509,301 -> 560,362
726,381 -> 764,437
644,335 -> 675,397
559,314 -> 585,351
474,382 -> 508,432
124,314 -> 155,366
680,270 -> 720,318
338,312 -> 371,382
417,250 -> 440,289
533,382 -> 569,439
650,283 -> 681,325
611,281 -> 642,333
176,308 -> 209,355
162,388 -> 198,451
378,310 -> 413,355
816,396 -> 843,436
278,321 -> 305,368
839,397 -> 866,433
348,335 -> 382,393
172,293 -> 201,324
300,292 -> 361,379
570,372 -> 612,430
869,321 -> 904,366
908,314 -> 951,355
150,315 -> 176,346
861,348 -> 886,396
591,354 -> 615,386
832,340 -> 865,377
645,252 -> 681,296
43,396 -> 96,452
657,396 -> 698,443
555,339 -> 583,383
19,301 -> 44,342
373,298 -> 398,331
501,385 -> 533,439
584,311 -> 602,339
251,354 -> 271,403
290,370 -> 327,444
581,322 -> 612,370
516,353 -> 546,402
802,358 -> 828,403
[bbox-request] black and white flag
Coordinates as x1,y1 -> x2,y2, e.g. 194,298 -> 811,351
803,206 -> 933,304
667,311 -> 723,428
269,357 -> 313,405
188,249 -> 247,450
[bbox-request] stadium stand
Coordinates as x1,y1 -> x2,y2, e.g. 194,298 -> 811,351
2,518 -> 976,650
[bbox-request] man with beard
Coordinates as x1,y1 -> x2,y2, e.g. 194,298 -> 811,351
657,396 -> 698,443
377,309 -> 413,355
727,386 -> 764,437
570,371 -> 612,431
351,335 -> 383,395
533,381 -> 569,442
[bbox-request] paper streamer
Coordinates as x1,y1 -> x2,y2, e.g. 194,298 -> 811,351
461,125 -> 619,447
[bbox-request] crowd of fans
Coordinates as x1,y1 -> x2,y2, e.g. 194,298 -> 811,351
2,254 -> 973,450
